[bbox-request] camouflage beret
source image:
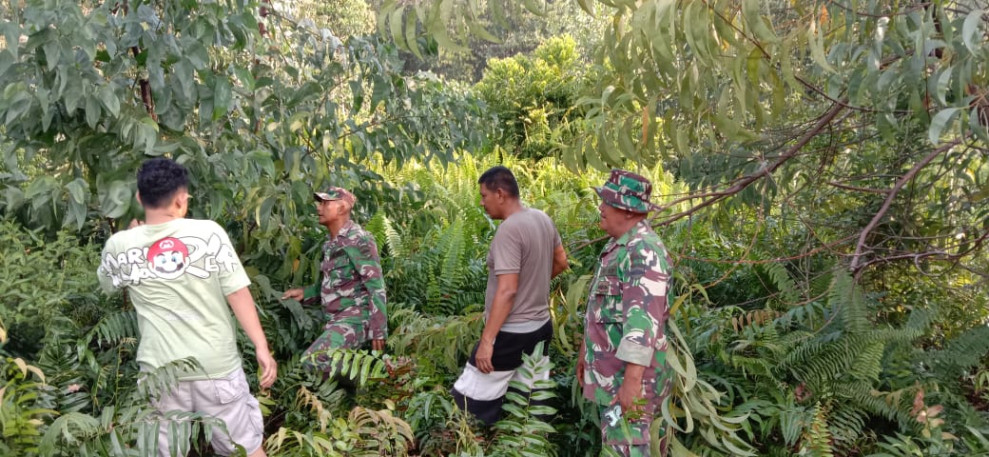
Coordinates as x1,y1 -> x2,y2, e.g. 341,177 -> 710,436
314,187 -> 356,207
594,169 -> 654,214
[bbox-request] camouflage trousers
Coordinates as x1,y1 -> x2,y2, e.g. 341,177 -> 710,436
301,321 -> 368,374
598,405 -> 669,457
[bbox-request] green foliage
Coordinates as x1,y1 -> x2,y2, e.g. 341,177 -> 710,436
300,348 -> 387,385
489,343 -> 557,456
2,1 -> 989,453
682,266 -> 967,455
0,221 -> 102,357
292,0 -> 377,40
37,357 -> 233,457
0,354 -> 55,456
0,0 -> 495,283
475,36 -> 586,159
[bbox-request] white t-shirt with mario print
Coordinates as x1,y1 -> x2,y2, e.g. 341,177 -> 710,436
97,218 -> 251,380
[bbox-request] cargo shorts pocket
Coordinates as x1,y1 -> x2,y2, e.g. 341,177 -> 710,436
214,370 -> 249,404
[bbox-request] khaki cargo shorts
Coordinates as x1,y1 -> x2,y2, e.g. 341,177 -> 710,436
150,368 -> 264,456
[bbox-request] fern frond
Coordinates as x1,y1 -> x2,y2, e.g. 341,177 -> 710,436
848,341 -> 884,382
829,269 -> 868,334
926,325 -> 989,383
829,382 -> 914,426
39,412 -> 101,452
347,406 -> 415,456
389,308 -> 484,374
492,342 -> 557,456
301,348 -> 386,385
366,211 -> 405,258
294,385 -> 335,432
760,263 -> 800,305
801,402 -> 835,457
84,310 -> 139,349
134,358 -> 204,401
826,406 -> 866,447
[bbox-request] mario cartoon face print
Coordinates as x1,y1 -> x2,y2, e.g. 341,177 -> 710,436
148,237 -> 190,280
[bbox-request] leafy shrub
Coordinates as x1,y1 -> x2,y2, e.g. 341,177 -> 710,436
0,221 -> 104,358
475,36 -> 587,159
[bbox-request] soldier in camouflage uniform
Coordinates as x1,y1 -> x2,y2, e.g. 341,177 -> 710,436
578,169 -> 673,457
282,187 -> 387,373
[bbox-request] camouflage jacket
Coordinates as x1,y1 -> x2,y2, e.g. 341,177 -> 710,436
582,220 -> 672,405
303,220 -> 388,339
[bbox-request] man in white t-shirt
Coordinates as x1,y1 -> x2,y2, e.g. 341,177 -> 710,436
451,165 -> 569,425
97,158 -> 277,457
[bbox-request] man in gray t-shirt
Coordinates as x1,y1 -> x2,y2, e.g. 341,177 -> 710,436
452,166 -> 568,425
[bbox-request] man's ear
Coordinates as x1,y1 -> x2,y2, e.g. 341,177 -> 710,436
135,191 -> 143,206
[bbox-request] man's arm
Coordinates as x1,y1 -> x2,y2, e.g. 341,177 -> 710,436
616,362 -> 647,413
227,287 -> 277,388
551,244 -> 569,279
354,236 -> 388,349
474,273 -> 518,373
281,284 -> 319,304
614,246 -> 671,414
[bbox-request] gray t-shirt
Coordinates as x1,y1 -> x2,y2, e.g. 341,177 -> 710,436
485,208 -> 562,327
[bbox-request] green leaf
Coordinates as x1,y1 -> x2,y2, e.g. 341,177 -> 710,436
575,0 -> 595,16
5,187 -> 25,211
928,107 -> 960,145
100,180 -> 133,218
212,78 -> 232,120
99,84 -> 120,117
962,9 -> 984,54
467,22 -> 501,44
807,19 -> 836,73
65,178 -> 87,204
233,65 -> 255,92
389,7 -> 407,51
405,9 -> 423,59
0,50 -> 14,78
521,0 -> 546,17
42,40 -> 61,71
64,76 -> 83,113
85,95 -> 101,129
742,0 -> 776,44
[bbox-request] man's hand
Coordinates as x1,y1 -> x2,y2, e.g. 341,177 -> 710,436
475,339 -> 495,373
280,288 -> 304,301
128,219 -> 144,229
372,339 -> 385,352
256,348 -> 277,389
615,371 -> 645,416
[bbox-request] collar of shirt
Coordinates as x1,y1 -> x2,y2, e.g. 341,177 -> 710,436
603,219 -> 650,253
326,220 -> 357,246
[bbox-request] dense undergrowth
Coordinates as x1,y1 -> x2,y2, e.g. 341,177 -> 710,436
1,154 -> 988,457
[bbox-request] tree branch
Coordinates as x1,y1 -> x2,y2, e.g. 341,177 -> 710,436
849,138 -> 966,274
653,102 -> 846,226
826,181 -> 891,194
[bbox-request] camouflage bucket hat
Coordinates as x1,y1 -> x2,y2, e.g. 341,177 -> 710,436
594,169 -> 654,213
313,187 -> 356,206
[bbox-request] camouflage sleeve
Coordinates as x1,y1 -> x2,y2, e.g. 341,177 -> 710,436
616,243 -> 670,366
302,284 -> 320,304
356,233 -> 388,339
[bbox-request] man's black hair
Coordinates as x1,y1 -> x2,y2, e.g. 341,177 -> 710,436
478,166 -> 520,198
137,158 -> 189,209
